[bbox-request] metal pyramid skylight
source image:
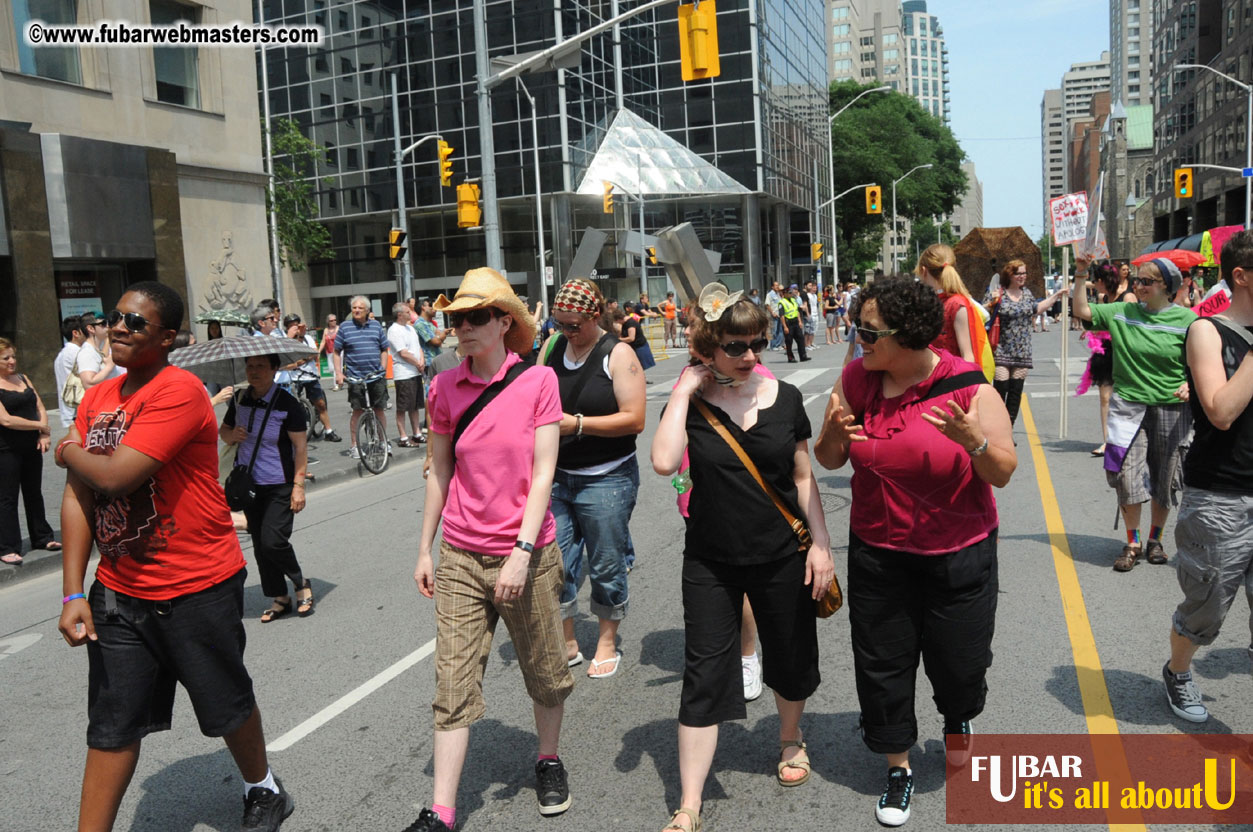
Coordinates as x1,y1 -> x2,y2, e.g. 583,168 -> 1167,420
574,109 -> 749,197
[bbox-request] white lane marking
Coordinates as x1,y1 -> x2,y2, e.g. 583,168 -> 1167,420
0,633 -> 42,661
267,636 -> 436,752
803,393 -> 825,407
780,368 -> 827,389
1027,391 -> 1061,398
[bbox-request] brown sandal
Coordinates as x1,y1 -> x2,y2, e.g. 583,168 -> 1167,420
1113,544 -> 1141,572
777,738 -> 811,787
1145,540 -> 1168,565
260,598 -> 292,623
662,808 -> 701,832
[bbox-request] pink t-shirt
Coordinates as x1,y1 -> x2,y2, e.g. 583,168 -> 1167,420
429,352 -> 563,555
840,348 -> 998,554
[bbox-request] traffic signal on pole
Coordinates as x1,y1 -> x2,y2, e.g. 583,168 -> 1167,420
865,185 -> 882,214
811,243 -> 823,262
1174,167 -> 1193,199
456,183 -> 482,229
647,246 -> 658,265
678,1 -> 721,82
437,140 -> 454,187
388,228 -> 407,261
603,181 -> 615,214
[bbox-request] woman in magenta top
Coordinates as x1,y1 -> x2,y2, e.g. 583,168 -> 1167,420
814,277 -> 1017,827
411,268 -> 573,832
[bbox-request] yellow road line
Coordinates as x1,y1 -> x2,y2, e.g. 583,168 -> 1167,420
1020,397 -> 1144,832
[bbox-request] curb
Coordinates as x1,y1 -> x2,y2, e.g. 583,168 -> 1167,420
0,450 -> 426,590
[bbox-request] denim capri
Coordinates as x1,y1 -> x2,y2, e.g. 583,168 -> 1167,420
553,456 -> 639,620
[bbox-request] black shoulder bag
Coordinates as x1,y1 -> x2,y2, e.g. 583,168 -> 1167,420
451,362 -> 530,460
224,389 -> 278,511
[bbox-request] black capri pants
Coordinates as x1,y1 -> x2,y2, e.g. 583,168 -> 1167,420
243,483 -> 304,598
848,528 -> 998,754
680,553 -> 820,727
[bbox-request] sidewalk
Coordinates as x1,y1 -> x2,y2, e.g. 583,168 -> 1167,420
1,381 -> 426,586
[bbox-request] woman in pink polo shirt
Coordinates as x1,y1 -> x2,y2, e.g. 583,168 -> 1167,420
411,268 -> 573,832
814,278 -> 1017,827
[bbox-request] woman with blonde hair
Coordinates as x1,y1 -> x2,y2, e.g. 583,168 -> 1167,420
914,244 -> 994,381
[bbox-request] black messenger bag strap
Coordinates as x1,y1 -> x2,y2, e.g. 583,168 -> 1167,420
452,362 -> 529,458
920,370 -> 988,404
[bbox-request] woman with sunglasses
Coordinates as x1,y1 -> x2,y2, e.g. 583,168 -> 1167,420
982,260 -> 1067,426
536,279 -> 646,679
814,278 -> 1016,827
0,337 -> 60,565
411,268 -> 573,832
1072,257 -> 1198,572
651,287 -> 834,832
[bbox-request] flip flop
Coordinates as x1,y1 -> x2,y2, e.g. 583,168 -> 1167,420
567,651 -> 585,668
588,652 -> 622,679
1091,445 -> 1106,457
260,598 -> 292,623
0,552 -> 23,565
42,541 -> 63,551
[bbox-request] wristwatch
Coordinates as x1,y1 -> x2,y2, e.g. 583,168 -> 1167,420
514,540 -> 535,554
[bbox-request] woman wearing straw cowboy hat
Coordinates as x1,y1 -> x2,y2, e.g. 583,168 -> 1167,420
410,268 -> 574,832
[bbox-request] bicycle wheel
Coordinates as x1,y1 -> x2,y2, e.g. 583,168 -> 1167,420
302,399 -> 322,441
356,411 -> 390,474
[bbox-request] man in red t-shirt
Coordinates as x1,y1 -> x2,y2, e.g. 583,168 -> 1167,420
56,282 -> 294,832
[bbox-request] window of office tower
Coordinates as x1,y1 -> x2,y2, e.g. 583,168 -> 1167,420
12,0 -> 81,84
150,0 -> 200,107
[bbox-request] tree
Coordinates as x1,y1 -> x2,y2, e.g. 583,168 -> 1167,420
828,80 -> 968,278
1035,230 -> 1058,274
899,216 -> 960,273
265,118 -> 335,273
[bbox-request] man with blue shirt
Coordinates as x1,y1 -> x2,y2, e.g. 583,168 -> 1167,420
331,295 -> 390,459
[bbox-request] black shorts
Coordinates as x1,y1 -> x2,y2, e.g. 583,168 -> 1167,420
679,553 -> 820,727
394,376 -> 423,413
347,376 -> 389,411
299,378 -> 326,404
85,569 -> 256,749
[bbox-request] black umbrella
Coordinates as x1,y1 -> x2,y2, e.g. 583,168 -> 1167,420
170,335 -> 315,387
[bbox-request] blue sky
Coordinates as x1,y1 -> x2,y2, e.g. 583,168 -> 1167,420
940,0 -> 1111,235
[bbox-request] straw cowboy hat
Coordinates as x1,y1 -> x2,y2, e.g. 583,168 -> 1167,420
434,267 -> 537,355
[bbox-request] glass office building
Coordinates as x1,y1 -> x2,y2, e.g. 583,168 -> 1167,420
259,0 -> 830,319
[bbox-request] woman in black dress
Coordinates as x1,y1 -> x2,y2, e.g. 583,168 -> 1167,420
0,338 -> 59,564
651,287 -> 834,832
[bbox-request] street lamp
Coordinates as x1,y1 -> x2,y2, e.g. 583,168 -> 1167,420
827,84 -> 890,285
1173,63 -> 1252,230
891,164 -> 933,272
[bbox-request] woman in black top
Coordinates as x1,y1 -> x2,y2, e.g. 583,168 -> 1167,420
541,279 -> 646,678
651,290 -> 834,832
0,338 -> 59,564
620,308 -> 656,371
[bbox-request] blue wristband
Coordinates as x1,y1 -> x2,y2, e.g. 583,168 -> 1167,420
62,592 -> 86,604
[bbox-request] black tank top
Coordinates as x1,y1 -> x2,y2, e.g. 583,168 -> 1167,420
549,333 -> 637,470
0,376 -> 39,452
1183,318 -> 1253,494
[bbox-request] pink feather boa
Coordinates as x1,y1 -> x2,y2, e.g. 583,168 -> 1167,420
1074,331 -> 1110,397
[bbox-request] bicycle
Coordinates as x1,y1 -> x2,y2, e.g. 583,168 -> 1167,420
288,368 -> 327,442
343,369 -> 390,475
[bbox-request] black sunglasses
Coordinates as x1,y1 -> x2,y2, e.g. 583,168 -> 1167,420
718,338 -> 768,357
106,309 -> 166,334
448,307 -> 501,328
1132,276 -> 1161,287
557,319 -> 589,334
857,326 -> 898,345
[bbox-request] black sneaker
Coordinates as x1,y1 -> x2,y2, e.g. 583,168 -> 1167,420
535,758 -> 572,816
241,777 -> 294,832
402,807 -> 452,832
1162,662 -> 1208,723
323,430 -> 343,443
875,767 -> 913,827
943,718 -> 974,767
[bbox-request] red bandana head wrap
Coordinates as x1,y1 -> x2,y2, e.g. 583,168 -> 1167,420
552,279 -> 601,317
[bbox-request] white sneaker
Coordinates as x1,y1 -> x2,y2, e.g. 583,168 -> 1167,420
349,446 -> 361,459
742,653 -> 763,701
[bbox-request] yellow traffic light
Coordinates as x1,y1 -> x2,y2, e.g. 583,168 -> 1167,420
456,183 -> 482,229
647,246 -> 658,265
811,243 -> 823,262
438,140 -> 454,187
678,1 -> 721,82
603,181 -> 615,214
388,228 -> 407,261
865,185 -> 882,214
1174,167 -> 1193,199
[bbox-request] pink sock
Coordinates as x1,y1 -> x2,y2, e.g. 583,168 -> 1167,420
432,804 -> 455,828
537,754 -> 559,762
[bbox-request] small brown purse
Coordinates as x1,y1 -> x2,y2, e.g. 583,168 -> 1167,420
693,398 -> 843,617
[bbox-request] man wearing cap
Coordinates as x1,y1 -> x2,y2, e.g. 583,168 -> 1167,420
331,295 -> 390,460
1073,256 -> 1197,571
778,285 -> 810,363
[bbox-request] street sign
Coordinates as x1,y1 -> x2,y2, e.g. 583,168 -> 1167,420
1243,167 -> 1253,177
1049,191 -> 1089,246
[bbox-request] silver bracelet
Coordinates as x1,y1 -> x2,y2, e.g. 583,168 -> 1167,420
575,413 -> 584,437
968,437 -> 989,457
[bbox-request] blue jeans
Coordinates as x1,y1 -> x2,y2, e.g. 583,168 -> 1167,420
552,456 -> 639,620
769,316 -> 785,349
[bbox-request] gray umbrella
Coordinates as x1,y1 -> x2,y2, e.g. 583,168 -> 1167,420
169,334 -> 316,386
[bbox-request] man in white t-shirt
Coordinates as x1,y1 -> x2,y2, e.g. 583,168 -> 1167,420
804,281 -> 820,350
387,302 -> 426,448
77,312 -> 125,389
54,315 -> 88,428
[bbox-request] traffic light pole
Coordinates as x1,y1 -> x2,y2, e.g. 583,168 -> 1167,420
891,164 -> 932,273
826,85 -> 890,287
1174,64 -> 1252,230
514,76 -> 550,319
819,184 -> 876,289
391,74 -> 415,302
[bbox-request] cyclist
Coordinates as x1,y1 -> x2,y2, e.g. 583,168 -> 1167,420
331,295 -> 390,460
283,314 -> 340,442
